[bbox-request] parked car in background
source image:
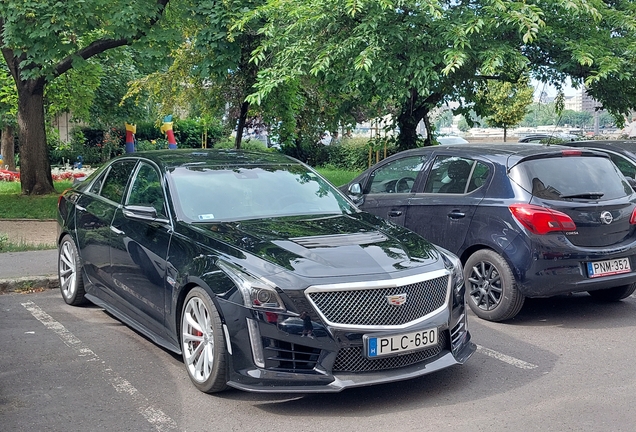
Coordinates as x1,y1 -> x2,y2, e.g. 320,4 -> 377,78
518,133 -> 579,143
57,149 -> 474,393
342,144 -> 636,322
437,135 -> 469,145
564,140 -> 636,180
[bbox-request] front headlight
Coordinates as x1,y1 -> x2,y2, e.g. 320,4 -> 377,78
217,262 -> 286,312
436,246 -> 465,297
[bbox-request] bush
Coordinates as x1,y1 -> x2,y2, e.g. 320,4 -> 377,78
320,137 -> 399,171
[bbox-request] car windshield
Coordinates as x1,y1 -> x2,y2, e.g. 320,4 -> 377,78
169,163 -> 355,221
509,155 -> 632,201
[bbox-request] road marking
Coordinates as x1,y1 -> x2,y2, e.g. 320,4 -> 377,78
476,344 -> 538,370
22,301 -> 177,431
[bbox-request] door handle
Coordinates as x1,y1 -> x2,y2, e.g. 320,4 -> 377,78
388,210 -> 403,217
110,226 -> 125,235
448,210 -> 465,219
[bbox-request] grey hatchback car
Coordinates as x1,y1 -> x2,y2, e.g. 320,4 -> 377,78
342,144 -> 636,321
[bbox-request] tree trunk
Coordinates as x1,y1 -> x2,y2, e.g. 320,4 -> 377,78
396,109 -> 422,151
234,101 -> 249,150
503,126 -> 508,142
1,124 -> 15,171
16,79 -> 54,195
396,90 -> 442,151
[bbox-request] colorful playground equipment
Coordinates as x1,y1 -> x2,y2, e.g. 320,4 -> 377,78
160,115 -> 178,149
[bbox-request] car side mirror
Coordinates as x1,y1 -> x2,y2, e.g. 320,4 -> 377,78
347,183 -> 364,205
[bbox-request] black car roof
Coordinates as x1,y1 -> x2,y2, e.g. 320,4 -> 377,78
568,140 -> 636,154
116,149 -> 299,170
392,143 -> 607,163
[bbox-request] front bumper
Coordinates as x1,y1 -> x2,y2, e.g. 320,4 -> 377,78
216,298 -> 474,393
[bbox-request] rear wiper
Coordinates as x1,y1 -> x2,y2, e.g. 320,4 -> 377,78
559,192 -> 604,199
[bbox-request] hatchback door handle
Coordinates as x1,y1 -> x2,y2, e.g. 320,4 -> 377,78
448,210 -> 465,219
388,210 -> 403,217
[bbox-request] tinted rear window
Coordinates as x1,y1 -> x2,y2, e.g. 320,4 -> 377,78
509,156 -> 632,201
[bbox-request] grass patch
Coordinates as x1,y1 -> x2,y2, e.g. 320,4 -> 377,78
0,233 -> 55,253
316,168 -> 361,187
0,181 -> 72,219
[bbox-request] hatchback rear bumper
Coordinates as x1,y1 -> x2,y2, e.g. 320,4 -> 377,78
504,234 -> 636,297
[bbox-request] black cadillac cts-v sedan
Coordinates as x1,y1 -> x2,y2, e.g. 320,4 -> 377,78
56,149 -> 474,393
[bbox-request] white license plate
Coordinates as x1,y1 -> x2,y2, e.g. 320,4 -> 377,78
587,257 -> 631,278
365,328 -> 438,358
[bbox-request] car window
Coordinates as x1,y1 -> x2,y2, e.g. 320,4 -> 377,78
509,156 -> 632,201
366,155 -> 426,194
88,171 -> 106,195
424,156 -> 487,194
100,160 -> 137,204
608,153 -> 636,180
127,162 -> 166,217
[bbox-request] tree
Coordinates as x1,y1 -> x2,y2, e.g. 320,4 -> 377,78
560,110 -> 593,129
237,0 -> 636,151
235,0 -> 545,150
0,0 -> 171,195
525,0 -> 636,125
475,77 -> 534,141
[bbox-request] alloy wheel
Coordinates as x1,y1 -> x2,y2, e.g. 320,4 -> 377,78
467,260 -> 503,311
182,297 -> 215,383
59,241 -> 77,300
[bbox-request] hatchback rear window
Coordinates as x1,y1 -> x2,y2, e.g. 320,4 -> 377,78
509,156 -> 632,201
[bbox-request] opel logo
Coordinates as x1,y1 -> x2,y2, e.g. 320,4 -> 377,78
386,293 -> 407,306
600,211 -> 613,225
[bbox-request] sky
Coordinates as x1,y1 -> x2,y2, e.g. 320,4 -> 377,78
533,78 -> 578,98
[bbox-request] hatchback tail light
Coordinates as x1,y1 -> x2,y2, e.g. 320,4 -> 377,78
509,204 -> 577,235
630,207 -> 636,225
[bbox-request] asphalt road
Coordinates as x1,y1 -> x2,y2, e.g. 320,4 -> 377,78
2,289 -> 636,432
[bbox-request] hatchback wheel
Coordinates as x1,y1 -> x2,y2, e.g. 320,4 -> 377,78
58,235 -> 86,306
588,283 -> 636,301
464,249 -> 525,322
181,287 -> 228,393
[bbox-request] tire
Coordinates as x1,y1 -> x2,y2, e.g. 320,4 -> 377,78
464,249 -> 525,322
181,287 -> 228,393
58,234 -> 87,306
588,283 -> 636,301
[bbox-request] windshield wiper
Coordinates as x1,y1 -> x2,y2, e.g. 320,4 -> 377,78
559,192 -> 604,199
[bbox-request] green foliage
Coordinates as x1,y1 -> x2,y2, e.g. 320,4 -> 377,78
45,62 -> 102,123
559,110 -> 593,128
475,76 -> 534,138
457,117 -> 470,133
0,65 -> 17,127
174,118 -> 226,148
314,167 -> 361,187
433,110 -> 454,130
49,127 -> 123,166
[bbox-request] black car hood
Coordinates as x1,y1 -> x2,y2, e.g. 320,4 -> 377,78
187,213 -> 441,278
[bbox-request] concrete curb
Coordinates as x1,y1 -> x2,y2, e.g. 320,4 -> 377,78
0,275 -> 58,294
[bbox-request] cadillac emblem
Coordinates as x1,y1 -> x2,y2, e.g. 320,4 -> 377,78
386,293 -> 407,306
600,211 -> 613,225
